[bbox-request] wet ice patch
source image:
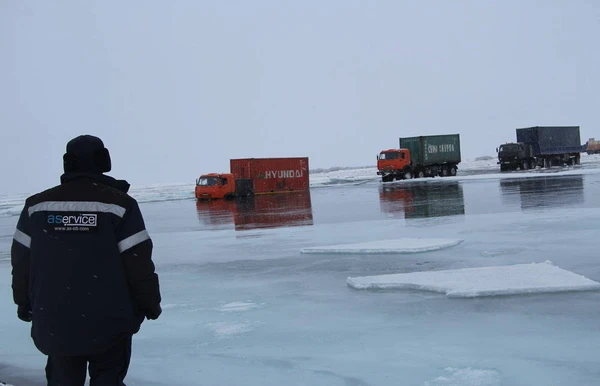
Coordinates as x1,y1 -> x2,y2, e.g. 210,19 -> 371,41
425,367 -> 501,386
347,261 -> 600,297
207,321 -> 256,339
217,301 -> 261,312
300,238 -> 463,254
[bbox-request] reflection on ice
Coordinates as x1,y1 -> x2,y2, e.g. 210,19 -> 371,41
379,182 -> 465,220
195,192 -> 313,231
195,199 -> 236,227
499,175 -> 585,210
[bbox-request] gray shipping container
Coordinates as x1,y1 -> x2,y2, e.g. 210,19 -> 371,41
400,134 -> 461,166
516,126 -> 582,155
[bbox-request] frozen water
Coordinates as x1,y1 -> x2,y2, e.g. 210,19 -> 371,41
301,238 -> 463,254
3,157 -> 600,385
347,261 -> 600,297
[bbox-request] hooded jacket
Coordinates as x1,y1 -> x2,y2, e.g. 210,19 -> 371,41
11,171 -> 161,356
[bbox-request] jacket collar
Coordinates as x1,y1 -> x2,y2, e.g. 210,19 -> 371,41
60,172 -> 131,193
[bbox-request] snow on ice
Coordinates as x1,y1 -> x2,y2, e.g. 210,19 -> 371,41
216,301 -> 262,312
301,238 -> 463,254
347,261 -> 600,297
207,321 -> 258,339
424,367 -> 501,386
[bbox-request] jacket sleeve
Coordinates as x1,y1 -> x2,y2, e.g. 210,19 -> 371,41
118,200 -> 161,311
11,205 -> 32,307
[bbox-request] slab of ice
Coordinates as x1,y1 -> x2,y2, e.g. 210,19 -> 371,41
301,238 -> 463,254
347,261 -> 600,298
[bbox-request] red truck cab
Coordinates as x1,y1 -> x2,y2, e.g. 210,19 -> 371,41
377,149 -> 411,181
195,173 -> 235,200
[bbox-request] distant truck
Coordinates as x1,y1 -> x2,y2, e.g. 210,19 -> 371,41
497,126 -> 582,171
584,138 -> 600,155
377,134 -> 461,182
195,157 -> 309,200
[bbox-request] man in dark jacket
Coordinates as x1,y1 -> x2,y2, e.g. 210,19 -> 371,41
11,135 -> 162,386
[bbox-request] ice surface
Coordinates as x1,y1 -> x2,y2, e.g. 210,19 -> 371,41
347,261 -> 600,297
301,238 -> 463,254
4,160 -> 600,385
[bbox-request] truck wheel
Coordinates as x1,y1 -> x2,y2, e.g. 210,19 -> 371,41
449,166 -> 457,176
530,160 -> 536,169
404,171 -> 413,180
417,170 -> 425,179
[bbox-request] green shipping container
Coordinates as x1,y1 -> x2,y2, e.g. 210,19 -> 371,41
399,134 -> 461,166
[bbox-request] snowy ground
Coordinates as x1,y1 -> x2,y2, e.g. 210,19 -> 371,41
2,155 -> 600,385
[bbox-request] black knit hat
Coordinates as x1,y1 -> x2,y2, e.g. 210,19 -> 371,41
63,135 -> 112,173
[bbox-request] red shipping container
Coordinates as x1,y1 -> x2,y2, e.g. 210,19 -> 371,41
230,157 -> 310,194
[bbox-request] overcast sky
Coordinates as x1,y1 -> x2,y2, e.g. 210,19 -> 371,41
2,1 -> 599,195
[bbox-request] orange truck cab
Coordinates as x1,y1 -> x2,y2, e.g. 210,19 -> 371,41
195,173 -> 236,200
377,149 -> 413,181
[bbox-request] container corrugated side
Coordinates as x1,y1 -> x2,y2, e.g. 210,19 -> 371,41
400,134 -> 461,165
516,126 -> 582,155
230,157 -> 310,194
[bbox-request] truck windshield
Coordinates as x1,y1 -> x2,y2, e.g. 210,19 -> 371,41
197,177 -> 219,186
499,144 -> 519,152
379,152 -> 400,160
